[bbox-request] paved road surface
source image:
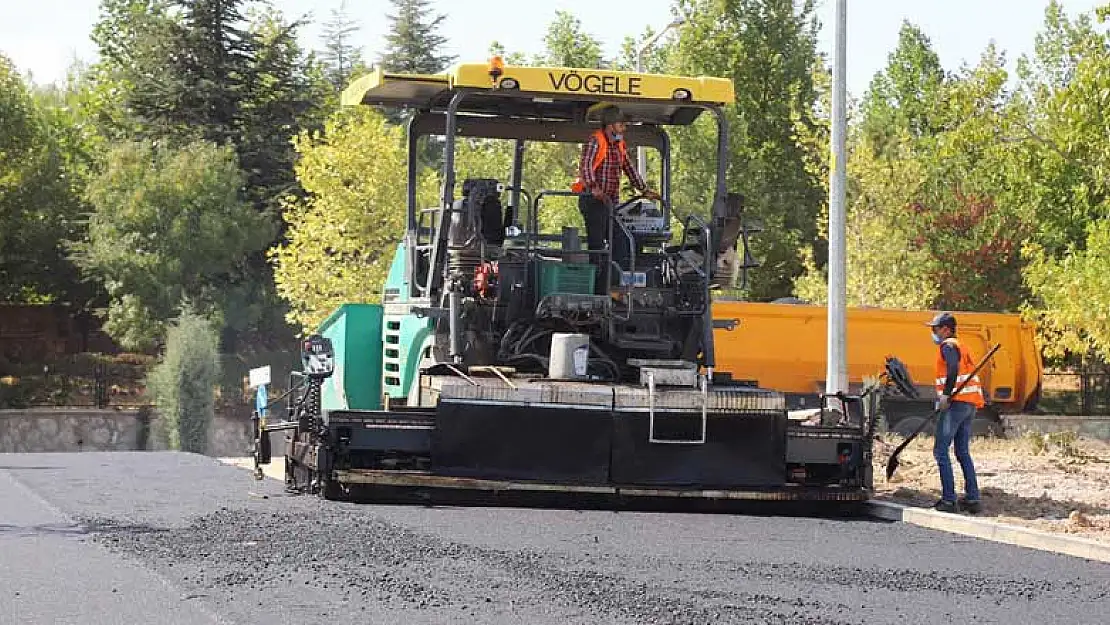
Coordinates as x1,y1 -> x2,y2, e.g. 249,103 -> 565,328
0,452 -> 1107,625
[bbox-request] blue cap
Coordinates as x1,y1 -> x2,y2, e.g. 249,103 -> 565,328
925,312 -> 956,329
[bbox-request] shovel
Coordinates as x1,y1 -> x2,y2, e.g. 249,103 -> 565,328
885,343 -> 1000,480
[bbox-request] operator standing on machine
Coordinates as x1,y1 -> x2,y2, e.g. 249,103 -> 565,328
927,312 -> 985,514
572,106 -> 661,293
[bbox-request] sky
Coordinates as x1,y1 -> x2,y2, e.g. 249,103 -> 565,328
1,0 -> 1106,98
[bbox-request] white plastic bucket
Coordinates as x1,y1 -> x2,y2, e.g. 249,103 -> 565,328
549,333 -> 590,380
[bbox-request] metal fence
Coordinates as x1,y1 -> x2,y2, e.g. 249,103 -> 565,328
0,356 -> 150,409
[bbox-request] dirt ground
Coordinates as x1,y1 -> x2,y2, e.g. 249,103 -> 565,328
873,431 -> 1110,544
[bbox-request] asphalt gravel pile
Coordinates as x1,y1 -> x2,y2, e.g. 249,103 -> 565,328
4,452 -> 1110,625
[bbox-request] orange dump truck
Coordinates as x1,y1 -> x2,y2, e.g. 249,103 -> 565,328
711,301 -> 1043,436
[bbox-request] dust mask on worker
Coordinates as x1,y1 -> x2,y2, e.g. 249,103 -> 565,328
931,331 -> 942,345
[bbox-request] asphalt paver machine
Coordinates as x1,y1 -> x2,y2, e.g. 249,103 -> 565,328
252,59 -> 876,505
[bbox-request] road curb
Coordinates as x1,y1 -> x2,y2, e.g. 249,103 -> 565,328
867,500 -> 1110,564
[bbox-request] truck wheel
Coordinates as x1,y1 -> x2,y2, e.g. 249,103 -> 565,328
892,416 -> 934,439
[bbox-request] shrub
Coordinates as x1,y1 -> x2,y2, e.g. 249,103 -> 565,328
145,309 -> 221,453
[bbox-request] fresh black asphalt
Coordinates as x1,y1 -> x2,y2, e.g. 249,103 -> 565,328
1,452 -> 1107,624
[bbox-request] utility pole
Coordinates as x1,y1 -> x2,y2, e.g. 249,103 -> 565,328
826,0 -> 848,397
636,17 -> 685,181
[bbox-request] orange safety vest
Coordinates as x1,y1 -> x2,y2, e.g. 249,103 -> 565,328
934,337 -> 986,408
571,130 -> 627,193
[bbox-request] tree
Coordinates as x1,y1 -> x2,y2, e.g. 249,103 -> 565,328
794,132 -> 939,309
796,36 -> 1028,313
86,0 -> 173,140
320,0 -> 364,90
0,56 -> 93,306
859,21 -> 947,150
83,0 -> 329,347
1024,221 -> 1110,361
1016,0 -> 1104,103
96,0 -> 326,211
146,307 -> 221,452
271,108 -> 417,331
1014,5 -> 1110,360
124,0 -> 254,146
535,11 -> 603,68
910,47 -> 1029,312
379,0 -> 454,74
238,6 -> 331,212
74,140 -> 273,350
616,24 -> 675,73
671,0 -> 826,299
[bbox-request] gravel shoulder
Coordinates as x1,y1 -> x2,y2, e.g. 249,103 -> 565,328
873,434 -> 1110,543
2,451 -> 1109,625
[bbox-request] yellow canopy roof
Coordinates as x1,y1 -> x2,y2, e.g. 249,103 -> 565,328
340,61 -> 734,125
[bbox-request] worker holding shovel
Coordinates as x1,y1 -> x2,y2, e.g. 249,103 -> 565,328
927,312 -> 986,513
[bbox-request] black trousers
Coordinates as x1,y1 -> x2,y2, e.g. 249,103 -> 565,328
578,195 -> 629,294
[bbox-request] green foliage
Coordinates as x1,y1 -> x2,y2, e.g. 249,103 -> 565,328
87,0 -> 173,140
0,55 -> 94,305
860,21 -> 946,148
616,24 -> 675,73
238,6 -> 332,211
379,0 -> 454,74
1024,220 -> 1110,360
536,11 -> 604,68
271,108 -> 413,331
15,0 -> 1110,375
794,134 -> 939,308
797,33 -> 1028,313
1006,5 -> 1110,359
89,0 -> 327,212
74,140 -> 274,350
146,308 -> 221,452
1016,1 -> 1103,101
78,0 -> 329,348
911,48 -> 1030,311
116,0 -> 250,144
671,0 -> 826,299
488,41 -> 528,66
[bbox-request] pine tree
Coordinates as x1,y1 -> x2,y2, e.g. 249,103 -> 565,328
379,0 -> 455,74
127,0 -> 255,144
320,0 -> 364,90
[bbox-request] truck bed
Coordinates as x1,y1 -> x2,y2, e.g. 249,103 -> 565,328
711,300 -> 1042,414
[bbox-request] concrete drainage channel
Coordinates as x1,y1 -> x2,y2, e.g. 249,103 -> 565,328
219,458 -> 1110,565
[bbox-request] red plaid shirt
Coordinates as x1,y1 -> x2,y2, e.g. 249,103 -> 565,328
578,132 -> 646,204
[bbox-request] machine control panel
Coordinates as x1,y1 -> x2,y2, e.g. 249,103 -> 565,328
615,200 -> 667,236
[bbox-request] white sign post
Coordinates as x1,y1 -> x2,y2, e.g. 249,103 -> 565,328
248,365 -> 271,389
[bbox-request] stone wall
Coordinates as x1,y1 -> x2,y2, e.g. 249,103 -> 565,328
0,408 -> 254,456
1003,414 -> 1110,442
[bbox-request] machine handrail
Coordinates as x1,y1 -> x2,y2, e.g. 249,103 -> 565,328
608,214 -> 638,322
